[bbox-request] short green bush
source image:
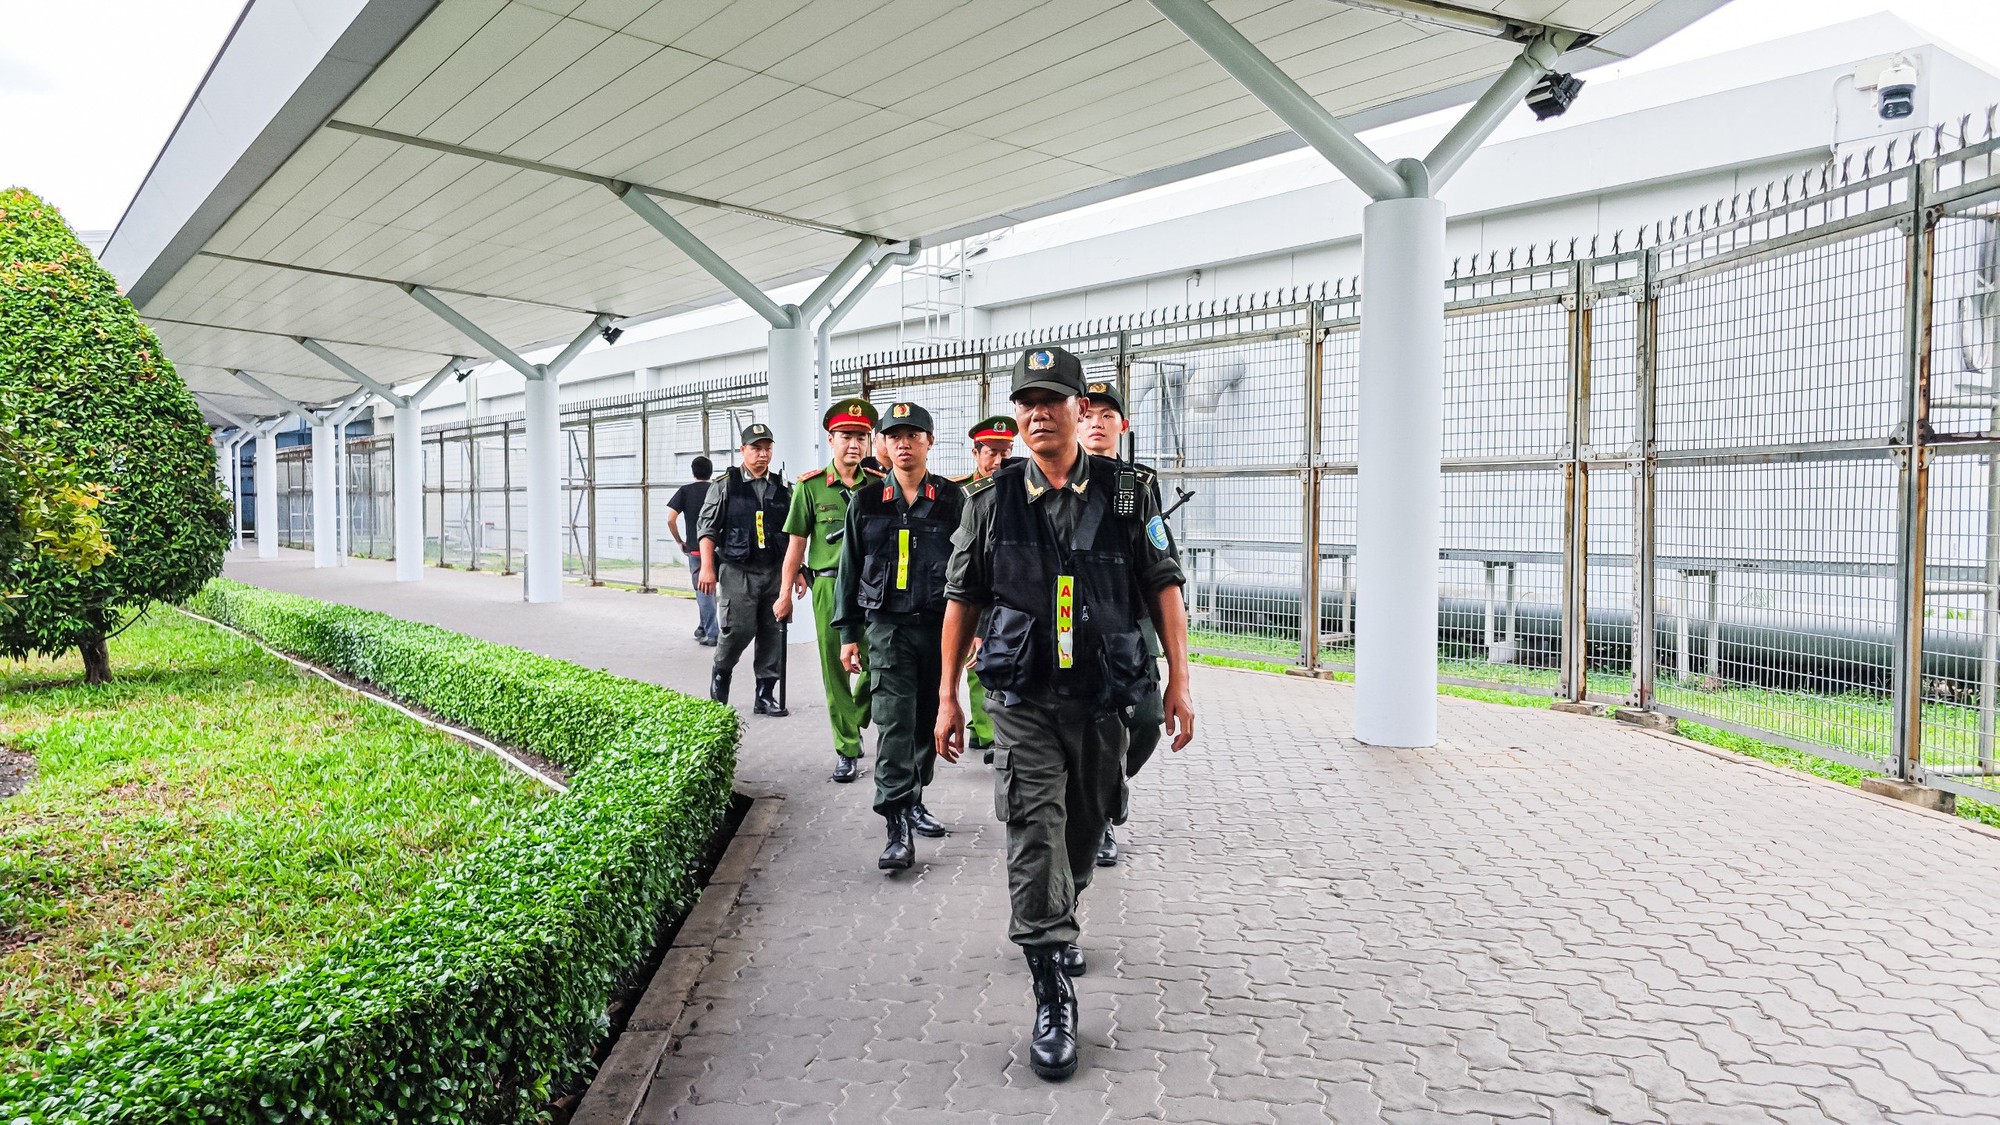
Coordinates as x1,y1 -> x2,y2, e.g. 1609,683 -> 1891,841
0,580 -> 739,1125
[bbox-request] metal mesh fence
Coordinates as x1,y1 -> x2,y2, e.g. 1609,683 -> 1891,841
271,129 -> 2000,801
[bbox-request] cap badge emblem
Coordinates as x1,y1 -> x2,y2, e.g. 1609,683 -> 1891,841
892,403 -> 911,417
1027,350 -> 1054,371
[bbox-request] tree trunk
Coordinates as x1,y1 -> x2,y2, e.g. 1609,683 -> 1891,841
79,632 -> 111,684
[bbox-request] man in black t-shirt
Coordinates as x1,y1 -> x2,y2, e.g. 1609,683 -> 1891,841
666,456 -> 718,646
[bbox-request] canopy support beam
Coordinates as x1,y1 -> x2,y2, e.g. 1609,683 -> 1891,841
814,240 -> 920,463
1150,0 -> 1566,747
296,341 -> 469,580
615,184 -> 888,478
402,290 -> 611,602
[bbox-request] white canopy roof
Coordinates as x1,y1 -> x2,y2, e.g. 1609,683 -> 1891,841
101,0 -> 1721,421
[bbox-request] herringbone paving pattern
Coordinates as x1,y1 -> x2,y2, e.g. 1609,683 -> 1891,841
227,552 -> 2000,1124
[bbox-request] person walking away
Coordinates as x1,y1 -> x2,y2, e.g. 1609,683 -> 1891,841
1077,381 -> 1173,867
696,423 -> 792,715
834,402 -> 964,870
776,398 -> 881,782
666,456 -> 719,646
936,347 -> 1195,1082
954,415 -> 1020,764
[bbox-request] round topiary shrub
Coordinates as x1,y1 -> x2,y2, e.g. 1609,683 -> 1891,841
0,187 -> 228,681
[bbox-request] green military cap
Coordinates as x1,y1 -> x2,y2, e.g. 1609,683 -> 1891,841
823,397 -> 878,433
1081,380 -> 1126,416
740,421 -> 774,445
969,415 -> 1017,443
1009,346 -> 1086,400
878,400 -> 935,434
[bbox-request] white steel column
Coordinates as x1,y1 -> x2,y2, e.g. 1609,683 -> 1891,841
1147,0 -> 1567,748
1353,195 -> 1447,747
254,426 -> 279,559
523,374 -> 562,602
768,319 -> 815,478
310,416 -> 338,567
393,405 -> 425,581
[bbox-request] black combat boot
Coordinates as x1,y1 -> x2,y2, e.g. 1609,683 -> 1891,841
878,808 -> 914,870
907,801 -> 947,838
1095,824 -> 1119,867
1059,943 -> 1086,977
709,666 -> 731,704
1023,946 -> 1079,1081
832,754 -> 859,783
754,678 -> 787,716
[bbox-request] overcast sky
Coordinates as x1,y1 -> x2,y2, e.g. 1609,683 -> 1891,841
2,0 -> 1997,235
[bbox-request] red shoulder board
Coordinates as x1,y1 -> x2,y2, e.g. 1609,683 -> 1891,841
796,468 -> 820,482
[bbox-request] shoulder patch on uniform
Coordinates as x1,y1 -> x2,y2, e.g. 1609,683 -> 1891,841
963,474 -> 997,498
1133,464 -> 1157,485
1146,514 -> 1170,550
796,468 -> 820,481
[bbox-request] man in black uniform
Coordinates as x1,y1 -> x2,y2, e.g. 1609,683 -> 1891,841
834,402 -> 964,870
696,423 -> 792,715
936,347 -> 1195,1082
1078,381 -> 1171,868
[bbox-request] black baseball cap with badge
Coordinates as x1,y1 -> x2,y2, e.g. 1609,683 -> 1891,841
877,401 -> 935,434
1082,379 -> 1127,416
740,422 -> 775,445
1009,346 -> 1087,400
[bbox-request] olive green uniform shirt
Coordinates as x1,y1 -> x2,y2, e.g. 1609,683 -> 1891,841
782,465 -> 876,572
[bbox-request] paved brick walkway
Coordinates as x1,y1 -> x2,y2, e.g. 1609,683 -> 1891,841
226,551 -> 2000,1124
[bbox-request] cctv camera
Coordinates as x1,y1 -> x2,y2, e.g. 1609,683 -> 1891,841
1877,60 -> 1917,121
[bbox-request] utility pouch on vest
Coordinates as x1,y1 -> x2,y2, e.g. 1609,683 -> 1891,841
1095,628 -> 1156,710
974,605 -> 1042,696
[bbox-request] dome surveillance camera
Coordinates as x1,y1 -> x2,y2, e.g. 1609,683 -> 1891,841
1877,59 -> 1918,121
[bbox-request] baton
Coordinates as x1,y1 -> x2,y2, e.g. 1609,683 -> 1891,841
777,619 -> 789,712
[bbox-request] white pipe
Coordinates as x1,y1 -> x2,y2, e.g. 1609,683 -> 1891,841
1353,193 -> 1446,747
523,375 -> 562,602
768,322 -> 815,480
254,424 -> 280,559
310,416 -> 338,568
394,404 -> 425,581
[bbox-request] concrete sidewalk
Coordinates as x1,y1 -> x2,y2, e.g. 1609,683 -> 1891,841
225,551 -> 2000,1124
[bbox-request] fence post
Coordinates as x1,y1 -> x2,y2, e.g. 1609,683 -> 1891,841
1630,251 -> 1660,710
978,351 -> 991,418
1559,270 -> 1589,701
1891,164 -> 1938,782
1301,301 -> 1325,672
500,422 -> 514,575
640,405 -> 654,592
586,410 -> 601,585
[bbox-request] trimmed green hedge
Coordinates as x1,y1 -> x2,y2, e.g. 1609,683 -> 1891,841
0,580 -> 738,1125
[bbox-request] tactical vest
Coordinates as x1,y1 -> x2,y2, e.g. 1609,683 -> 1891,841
852,475 -> 962,617
974,456 -> 1153,707
717,466 -> 790,568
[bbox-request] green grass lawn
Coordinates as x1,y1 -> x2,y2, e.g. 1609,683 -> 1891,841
0,611 -> 551,1072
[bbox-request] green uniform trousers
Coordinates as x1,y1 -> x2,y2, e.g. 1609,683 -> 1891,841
866,619 -> 942,817
810,574 -> 871,757
966,669 -> 996,747
990,697 -> 1128,948
715,563 -> 784,683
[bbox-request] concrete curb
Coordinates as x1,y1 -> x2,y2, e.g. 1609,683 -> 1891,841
571,789 -> 784,1125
